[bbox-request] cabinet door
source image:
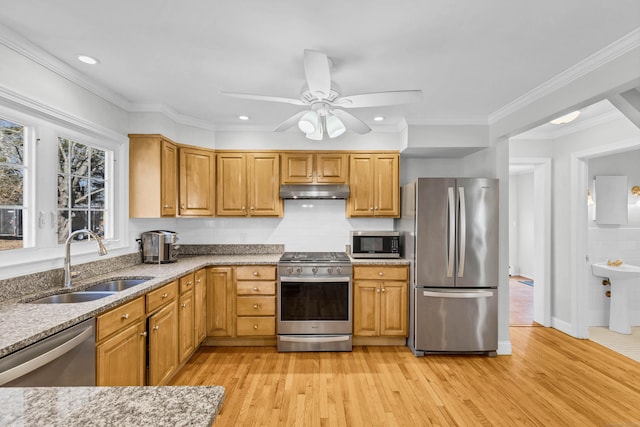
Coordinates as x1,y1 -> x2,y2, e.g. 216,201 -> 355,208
179,146 -> 215,216
160,139 -> 178,217
148,301 -> 178,386
96,320 -> 146,386
316,153 -> 348,183
374,153 -> 400,217
380,281 -> 408,337
353,280 -> 380,336
194,268 -> 207,345
207,267 -> 235,337
347,154 -> 375,217
248,153 -> 282,216
281,152 -> 314,184
216,153 -> 247,216
178,290 -> 195,364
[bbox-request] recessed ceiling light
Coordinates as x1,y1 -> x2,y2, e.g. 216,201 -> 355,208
550,110 -> 580,125
238,115 -> 250,121
373,116 -> 385,122
77,54 -> 99,65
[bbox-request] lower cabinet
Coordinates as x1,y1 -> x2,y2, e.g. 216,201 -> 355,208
148,298 -> 179,386
207,267 -> 235,337
178,289 -> 195,364
95,297 -> 146,386
353,265 -> 409,338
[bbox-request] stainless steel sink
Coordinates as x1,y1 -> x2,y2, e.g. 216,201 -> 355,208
84,278 -> 149,292
29,291 -> 116,304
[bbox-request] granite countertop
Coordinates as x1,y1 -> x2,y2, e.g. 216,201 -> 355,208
0,385 -> 224,426
0,253 -> 408,358
0,254 -> 281,358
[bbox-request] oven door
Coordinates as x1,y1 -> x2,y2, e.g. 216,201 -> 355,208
277,276 -> 352,335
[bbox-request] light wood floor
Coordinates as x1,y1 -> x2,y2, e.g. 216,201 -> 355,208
509,275 -> 536,326
171,328 -> 640,426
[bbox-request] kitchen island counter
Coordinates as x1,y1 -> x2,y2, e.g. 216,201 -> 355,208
0,385 -> 225,426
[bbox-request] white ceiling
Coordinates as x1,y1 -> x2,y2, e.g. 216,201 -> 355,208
0,1 -> 639,133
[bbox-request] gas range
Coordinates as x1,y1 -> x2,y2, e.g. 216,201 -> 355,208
278,252 -> 351,276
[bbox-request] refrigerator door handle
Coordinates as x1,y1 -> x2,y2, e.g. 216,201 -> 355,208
447,186 -> 455,278
458,186 -> 466,277
422,290 -> 493,298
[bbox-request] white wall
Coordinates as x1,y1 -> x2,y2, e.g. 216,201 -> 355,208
509,172 -> 534,278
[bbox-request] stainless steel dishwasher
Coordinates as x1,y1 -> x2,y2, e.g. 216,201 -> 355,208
0,318 -> 95,386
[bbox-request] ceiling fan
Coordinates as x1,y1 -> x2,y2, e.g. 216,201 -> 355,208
221,50 -> 423,140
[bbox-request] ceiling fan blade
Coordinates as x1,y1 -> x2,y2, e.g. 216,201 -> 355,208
274,110 -> 308,132
335,90 -> 423,108
220,92 -> 306,106
303,49 -> 331,99
331,109 -> 371,135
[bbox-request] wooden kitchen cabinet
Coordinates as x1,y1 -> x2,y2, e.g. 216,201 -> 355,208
178,273 -> 195,364
216,152 -> 282,217
235,266 -> 277,337
194,268 -> 207,345
207,267 -> 235,337
147,281 -> 179,386
95,297 -> 146,386
281,152 -> 348,184
353,265 -> 408,338
129,134 -> 178,218
347,153 -> 399,217
179,145 -> 215,216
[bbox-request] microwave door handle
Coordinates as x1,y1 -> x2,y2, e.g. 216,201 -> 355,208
447,186 -> 455,278
458,186 -> 466,277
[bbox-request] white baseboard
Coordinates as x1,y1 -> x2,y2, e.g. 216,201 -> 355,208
497,340 -> 512,355
552,317 -> 574,337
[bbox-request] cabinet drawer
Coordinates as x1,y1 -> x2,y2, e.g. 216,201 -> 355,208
236,266 -> 276,281
96,297 -> 145,342
237,296 -> 275,316
180,273 -> 195,294
353,266 -> 408,281
236,317 -> 275,336
146,280 -> 178,313
236,281 -> 276,295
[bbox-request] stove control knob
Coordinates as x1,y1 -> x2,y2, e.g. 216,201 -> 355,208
312,267 -> 318,275
336,267 -> 342,274
287,267 -> 294,274
327,267 -> 333,274
296,267 -> 302,274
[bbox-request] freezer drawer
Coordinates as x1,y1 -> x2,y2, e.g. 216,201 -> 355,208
414,288 -> 497,353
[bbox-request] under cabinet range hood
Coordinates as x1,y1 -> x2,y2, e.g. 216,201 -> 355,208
279,184 -> 350,199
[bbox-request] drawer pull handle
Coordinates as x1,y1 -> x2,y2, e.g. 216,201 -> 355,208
161,293 -> 168,298
121,313 -> 129,320
153,325 -> 159,331
253,304 -> 259,309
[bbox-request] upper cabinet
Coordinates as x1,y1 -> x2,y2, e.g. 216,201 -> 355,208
129,134 -> 178,218
179,146 -> 215,216
347,153 -> 399,217
216,152 -> 282,217
281,152 -> 348,184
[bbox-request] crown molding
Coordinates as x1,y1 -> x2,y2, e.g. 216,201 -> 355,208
489,28 -> 640,125
510,109 -> 624,140
127,103 -> 217,131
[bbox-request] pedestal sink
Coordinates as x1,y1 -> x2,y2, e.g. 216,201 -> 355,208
591,262 -> 640,334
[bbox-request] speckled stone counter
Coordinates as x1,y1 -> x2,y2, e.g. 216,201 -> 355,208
0,386 -> 224,426
0,254 -> 281,358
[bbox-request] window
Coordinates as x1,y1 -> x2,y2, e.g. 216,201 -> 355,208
0,118 -> 26,251
57,137 -> 109,244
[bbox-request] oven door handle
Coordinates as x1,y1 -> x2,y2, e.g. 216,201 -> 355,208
279,276 -> 351,283
279,335 -> 351,343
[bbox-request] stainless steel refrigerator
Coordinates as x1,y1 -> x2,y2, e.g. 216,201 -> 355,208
395,177 -> 499,356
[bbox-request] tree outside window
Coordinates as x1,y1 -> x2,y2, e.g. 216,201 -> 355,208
57,138 -> 108,244
0,118 -> 25,251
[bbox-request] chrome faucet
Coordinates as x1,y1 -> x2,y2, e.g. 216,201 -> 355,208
64,229 -> 108,288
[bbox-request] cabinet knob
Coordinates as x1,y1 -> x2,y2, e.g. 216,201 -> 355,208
181,203 -> 185,209
378,271 -> 383,276
187,281 -> 192,285
253,324 -> 259,329
140,331 -> 148,337
374,206 -> 379,210
308,173 -> 313,177
181,303 -> 187,308
376,288 -> 381,293
250,206 -> 255,210
253,271 -> 259,276
381,288 -> 386,292
161,293 -> 168,298
164,204 -> 170,208
196,279 -> 201,284
153,325 -> 159,331
253,287 -> 259,292
121,313 -> 129,319
253,304 -> 259,309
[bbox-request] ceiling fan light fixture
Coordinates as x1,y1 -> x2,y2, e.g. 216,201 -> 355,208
326,114 -> 346,138
298,110 -> 319,134
306,119 -> 324,140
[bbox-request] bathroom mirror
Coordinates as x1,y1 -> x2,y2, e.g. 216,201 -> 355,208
594,175 -> 628,225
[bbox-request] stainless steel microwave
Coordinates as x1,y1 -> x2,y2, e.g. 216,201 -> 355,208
350,231 -> 400,258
